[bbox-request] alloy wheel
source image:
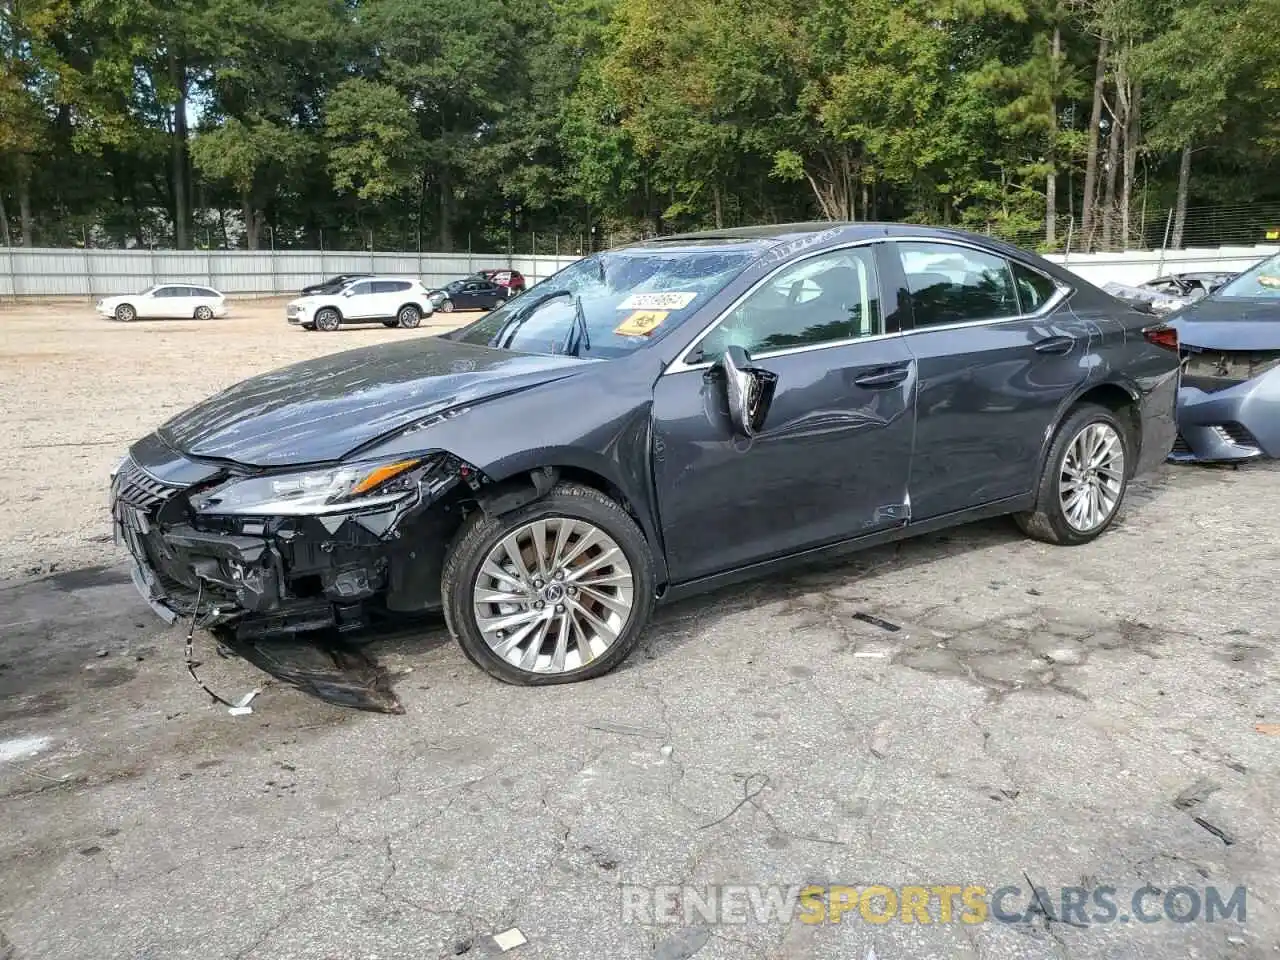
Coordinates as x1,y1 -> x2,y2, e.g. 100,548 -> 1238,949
440,299 -> 454,313
398,305 -> 421,328
1058,421 -> 1125,533
194,306 -> 213,320
115,304 -> 135,322
471,517 -> 635,674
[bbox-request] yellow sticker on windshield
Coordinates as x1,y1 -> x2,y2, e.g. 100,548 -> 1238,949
614,310 -> 669,337
1259,275 -> 1280,289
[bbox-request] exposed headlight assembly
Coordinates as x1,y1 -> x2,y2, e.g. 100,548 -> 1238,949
192,456 -> 433,516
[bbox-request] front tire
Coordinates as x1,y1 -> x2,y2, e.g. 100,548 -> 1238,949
314,308 -> 341,332
1015,403 -> 1130,545
440,299 -> 454,313
442,482 -> 656,685
397,304 -> 422,328
114,304 -> 136,322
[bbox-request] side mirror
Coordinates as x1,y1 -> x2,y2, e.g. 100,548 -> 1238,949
722,345 -> 777,438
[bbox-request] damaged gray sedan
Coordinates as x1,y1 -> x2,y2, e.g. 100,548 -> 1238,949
1167,251 -> 1280,462
111,223 -> 1178,710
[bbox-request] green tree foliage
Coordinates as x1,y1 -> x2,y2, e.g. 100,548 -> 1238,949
2,0 -> 1278,250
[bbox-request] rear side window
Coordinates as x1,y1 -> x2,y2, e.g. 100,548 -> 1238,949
1011,262 -> 1059,313
372,281 -> 410,293
897,241 -> 1019,327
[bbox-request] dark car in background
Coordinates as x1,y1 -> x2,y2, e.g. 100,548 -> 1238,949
1167,252 -> 1280,462
110,222 -> 1178,708
301,273 -> 373,297
427,277 -> 509,312
477,268 -> 527,295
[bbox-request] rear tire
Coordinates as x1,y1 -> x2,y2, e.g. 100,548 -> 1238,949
114,304 -> 136,322
193,305 -> 213,320
397,304 -> 422,328
442,482 -> 656,685
314,308 -> 341,332
1015,403 -> 1131,546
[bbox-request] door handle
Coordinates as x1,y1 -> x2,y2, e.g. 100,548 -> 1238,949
1034,335 -> 1075,355
853,365 -> 911,389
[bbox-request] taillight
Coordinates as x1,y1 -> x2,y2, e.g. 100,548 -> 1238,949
1143,324 -> 1179,351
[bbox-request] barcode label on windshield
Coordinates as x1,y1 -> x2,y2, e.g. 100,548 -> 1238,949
617,291 -> 698,311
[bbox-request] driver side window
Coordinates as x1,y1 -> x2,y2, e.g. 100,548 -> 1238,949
694,247 -> 882,359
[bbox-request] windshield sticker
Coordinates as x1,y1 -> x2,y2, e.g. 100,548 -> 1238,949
614,310 -> 669,337
617,291 -> 698,311
1259,275 -> 1280,289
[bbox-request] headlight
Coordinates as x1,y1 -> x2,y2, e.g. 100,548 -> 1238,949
191,457 -> 428,516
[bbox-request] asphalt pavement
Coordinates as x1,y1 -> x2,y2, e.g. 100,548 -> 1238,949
2,462 -> 1278,960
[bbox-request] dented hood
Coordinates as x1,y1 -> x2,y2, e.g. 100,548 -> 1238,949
1169,298 -> 1280,351
158,337 -> 590,468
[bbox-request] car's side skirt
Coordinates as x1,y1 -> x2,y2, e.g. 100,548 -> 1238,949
658,494 -> 1034,605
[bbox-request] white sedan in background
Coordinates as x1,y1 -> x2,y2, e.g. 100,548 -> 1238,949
97,284 -> 228,322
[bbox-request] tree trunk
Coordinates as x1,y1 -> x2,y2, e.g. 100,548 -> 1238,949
1120,78 -> 1141,249
712,183 -> 723,228
1081,40 -> 1108,248
1101,95 -> 1120,250
1046,25 -> 1062,248
0,191 -> 11,247
168,52 -> 191,249
438,170 -> 453,252
1171,144 -> 1191,249
242,193 -> 260,250
17,172 -> 33,246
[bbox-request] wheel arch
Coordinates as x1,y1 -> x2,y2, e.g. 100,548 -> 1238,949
315,304 -> 344,320
473,451 -> 669,586
1036,378 -> 1143,486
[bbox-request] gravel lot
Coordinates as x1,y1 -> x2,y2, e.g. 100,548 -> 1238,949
1,300 -> 1278,960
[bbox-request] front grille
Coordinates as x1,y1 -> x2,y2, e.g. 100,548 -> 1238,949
112,456 -> 183,513
1171,432 -> 1191,455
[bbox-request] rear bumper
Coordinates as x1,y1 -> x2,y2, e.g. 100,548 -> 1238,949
1171,367 -> 1280,462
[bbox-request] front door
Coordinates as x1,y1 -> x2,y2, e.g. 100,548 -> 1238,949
888,239 -> 1096,518
652,244 -> 918,584
344,281 -> 377,319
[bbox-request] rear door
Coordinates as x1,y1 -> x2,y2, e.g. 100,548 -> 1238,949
652,242 -> 918,582
889,239 -> 1093,519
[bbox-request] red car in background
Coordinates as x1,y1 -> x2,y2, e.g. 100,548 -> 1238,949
476,269 -> 527,295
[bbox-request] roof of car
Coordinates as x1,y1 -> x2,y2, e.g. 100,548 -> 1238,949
632,221 -> 1009,247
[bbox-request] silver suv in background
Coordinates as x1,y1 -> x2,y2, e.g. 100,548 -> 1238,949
286,276 -> 435,331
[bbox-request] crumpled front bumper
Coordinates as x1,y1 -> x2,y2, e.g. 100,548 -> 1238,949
110,443 -> 474,711
1172,365 -> 1280,463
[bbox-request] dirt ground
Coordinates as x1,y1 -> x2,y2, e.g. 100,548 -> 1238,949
2,299 -> 1279,960
0,297 -> 471,581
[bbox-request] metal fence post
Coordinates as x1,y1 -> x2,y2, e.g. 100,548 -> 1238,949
319,229 -> 326,281
369,229 -> 376,276
150,243 -> 157,285
1156,209 -> 1173,278
83,227 -> 94,299
1062,216 -> 1074,265
6,243 -> 17,301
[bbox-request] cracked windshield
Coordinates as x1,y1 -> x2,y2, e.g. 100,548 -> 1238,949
451,248 -> 759,357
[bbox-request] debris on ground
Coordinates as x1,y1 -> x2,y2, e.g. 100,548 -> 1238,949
852,613 -> 902,633
1193,816 -> 1236,845
1173,778 -> 1220,810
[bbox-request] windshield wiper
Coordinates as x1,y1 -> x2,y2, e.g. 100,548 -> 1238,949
561,295 -> 591,357
490,289 -> 574,349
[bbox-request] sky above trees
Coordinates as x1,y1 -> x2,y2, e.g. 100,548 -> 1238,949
2,0 -> 1278,252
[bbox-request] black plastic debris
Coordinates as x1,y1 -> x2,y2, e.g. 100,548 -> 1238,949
213,627 -> 405,714
852,613 -> 902,633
